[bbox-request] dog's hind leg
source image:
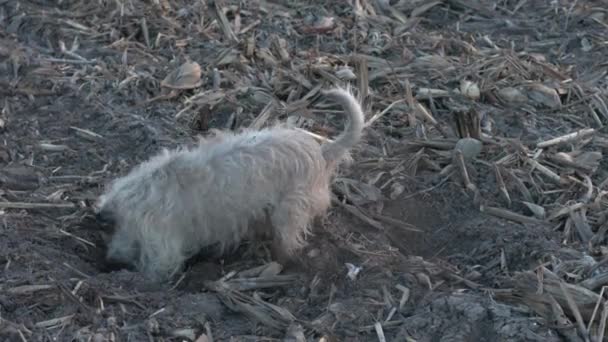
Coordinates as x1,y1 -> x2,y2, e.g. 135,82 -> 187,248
269,193 -> 314,262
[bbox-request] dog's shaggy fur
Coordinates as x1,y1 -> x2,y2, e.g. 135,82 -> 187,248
94,88 -> 365,281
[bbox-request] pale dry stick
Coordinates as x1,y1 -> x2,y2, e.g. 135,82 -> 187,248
454,150 -> 481,204
592,93 -> 608,121
71,280 -> 83,296
445,270 -> 481,289
293,127 -> 333,143
374,322 -> 387,342
62,262 -> 91,279
405,79 -> 417,128
400,171 -> 454,200
332,198 -> 386,231
168,273 -> 186,291
118,73 -> 139,89
382,285 -> 394,307
59,18 -> 94,33
69,126 -> 103,140
547,294 -> 580,342
8,284 -> 54,294
55,282 -> 94,315
144,89 -> 179,106
17,330 -> 27,342
438,161 -> 454,175
494,152 -> 517,165
570,210 -> 594,244
38,143 -> 71,152
357,56 -> 369,102
587,257 -> 608,279
598,302 -> 608,342
549,153 -> 594,172
238,263 -> 277,278
314,66 -> 346,85
59,229 -> 96,247
368,65 -> 412,81
149,308 -> 166,318
493,163 -> 511,206
209,0 -> 239,43
587,102 -> 604,128
222,275 -> 299,291
416,88 -> 450,98
536,128 -> 595,148
35,315 -> 74,329
385,307 -> 397,322
58,40 -> 93,62
597,175 -> 608,190
140,18 -> 151,48
365,99 -> 405,128
205,321 -> 214,342
527,158 -> 563,184
208,282 -> 296,331
239,19 -> 261,35
581,175 -> 594,203
369,212 -> 423,233
282,97 -> 312,117
417,272 -> 433,290
101,295 -> 146,310
547,202 -> 585,221
0,317 -> 32,341
271,37 -> 289,63
410,139 -> 456,150
563,219 -> 573,244
249,101 -> 276,130
61,50 -> 94,63
174,104 -> 193,119
454,150 -> 473,189
511,0 -> 528,14
395,284 -> 410,310
212,68 -> 221,90
0,202 -> 76,209
559,281 -> 591,342
49,175 -> 100,183
326,283 -> 336,313
219,270 -> 238,283
414,101 -> 438,125
587,286 -> 607,333
183,89 -> 226,106
358,321 -> 404,333
480,205 -> 548,226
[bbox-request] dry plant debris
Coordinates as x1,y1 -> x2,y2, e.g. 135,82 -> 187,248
1,0 -> 608,341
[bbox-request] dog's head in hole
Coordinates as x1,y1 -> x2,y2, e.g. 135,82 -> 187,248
93,196 -> 138,272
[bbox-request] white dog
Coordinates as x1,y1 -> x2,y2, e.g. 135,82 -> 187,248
94,87 -> 365,281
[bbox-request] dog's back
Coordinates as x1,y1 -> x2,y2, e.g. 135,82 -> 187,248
174,127 -> 328,252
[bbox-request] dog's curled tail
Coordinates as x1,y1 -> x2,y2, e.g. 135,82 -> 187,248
320,87 -> 365,165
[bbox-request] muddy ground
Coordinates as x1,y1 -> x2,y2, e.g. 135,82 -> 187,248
1,0 -> 608,341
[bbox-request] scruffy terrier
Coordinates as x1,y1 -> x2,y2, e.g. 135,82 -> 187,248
94,87 -> 365,282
